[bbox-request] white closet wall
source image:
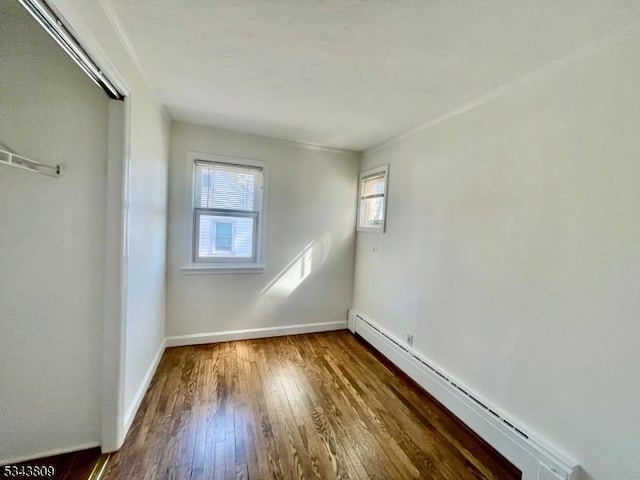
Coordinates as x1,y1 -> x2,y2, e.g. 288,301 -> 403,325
0,2 -> 109,463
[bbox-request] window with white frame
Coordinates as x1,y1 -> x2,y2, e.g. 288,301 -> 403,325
357,165 -> 388,232
192,158 -> 264,265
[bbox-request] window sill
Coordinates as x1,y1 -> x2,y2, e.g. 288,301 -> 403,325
181,264 -> 266,275
356,226 -> 385,233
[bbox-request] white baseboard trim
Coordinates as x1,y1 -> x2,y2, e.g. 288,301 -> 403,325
122,338 -> 166,439
0,442 -> 101,467
349,309 -> 579,480
166,321 -> 348,347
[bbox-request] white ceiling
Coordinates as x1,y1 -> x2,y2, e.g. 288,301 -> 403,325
103,0 -> 640,151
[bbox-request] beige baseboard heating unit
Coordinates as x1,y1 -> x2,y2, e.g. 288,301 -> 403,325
348,309 -> 579,480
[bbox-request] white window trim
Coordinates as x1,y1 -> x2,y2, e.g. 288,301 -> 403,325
182,152 -> 267,274
356,164 -> 389,233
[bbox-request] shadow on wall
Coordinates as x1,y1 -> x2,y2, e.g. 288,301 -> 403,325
574,466 -> 596,480
260,233 -> 333,299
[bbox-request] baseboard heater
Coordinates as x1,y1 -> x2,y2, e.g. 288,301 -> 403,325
348,310 -> 579,480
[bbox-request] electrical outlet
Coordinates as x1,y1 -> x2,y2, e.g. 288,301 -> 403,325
406,333 -> 414,347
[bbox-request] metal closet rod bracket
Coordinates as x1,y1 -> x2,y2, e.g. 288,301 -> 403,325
0,147 -> 63,178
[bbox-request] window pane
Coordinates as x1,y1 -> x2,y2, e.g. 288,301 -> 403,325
195,162 -> 260,210
198,214 -> 255,259
215,222 -> 232,237
360,197 -> 385,226
214,222 -> 233,251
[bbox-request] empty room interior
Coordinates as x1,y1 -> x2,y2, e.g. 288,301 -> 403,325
1,1 -> 639,479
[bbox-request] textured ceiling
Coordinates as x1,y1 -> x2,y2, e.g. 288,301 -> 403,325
103,0 -> 640,151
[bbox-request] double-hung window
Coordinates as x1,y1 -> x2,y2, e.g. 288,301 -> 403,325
192,157 -> 264,266
357,164 -> 389,232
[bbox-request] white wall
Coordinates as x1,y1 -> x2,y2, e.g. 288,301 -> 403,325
41,0 -> 171,449
353,31 -> 640,480
167,123 -> 359,338
0,3 -> 107,462
121,88 -> 170,430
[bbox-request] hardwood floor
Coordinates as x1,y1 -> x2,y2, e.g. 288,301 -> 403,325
104,331 -> 520,480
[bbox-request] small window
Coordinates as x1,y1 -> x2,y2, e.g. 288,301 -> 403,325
213,221 -> 234,252
193,159 -> 264,264
357,165 -> 389,232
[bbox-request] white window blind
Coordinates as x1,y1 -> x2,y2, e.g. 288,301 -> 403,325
193,160 -> 263,263
195,162 -> 258,210
358,166 -> 388,231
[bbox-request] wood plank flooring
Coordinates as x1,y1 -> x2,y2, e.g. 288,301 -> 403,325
103,331 -> 521,480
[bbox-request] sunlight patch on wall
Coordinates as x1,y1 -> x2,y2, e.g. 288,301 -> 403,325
260,233 -> 332,299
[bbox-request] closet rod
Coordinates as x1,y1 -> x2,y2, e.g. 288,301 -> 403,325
17,0 -> 124,100
0,147 -> 62,178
